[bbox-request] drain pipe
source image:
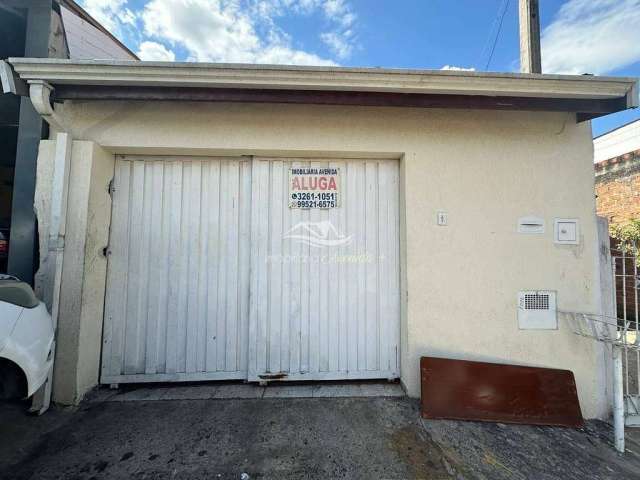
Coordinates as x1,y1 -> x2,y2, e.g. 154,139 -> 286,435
598,216 -> 624,453
30,130 -> 72,414
27,80 -> 73,414
1,64 -> 73,413
611,252 -> 624,453
613,347 -> 625,453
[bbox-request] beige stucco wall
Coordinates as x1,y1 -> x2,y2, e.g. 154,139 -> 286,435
52,100 -> 607,417
34,140 -> 56,306
77,143 -> 114,395
35,138 -> 114,404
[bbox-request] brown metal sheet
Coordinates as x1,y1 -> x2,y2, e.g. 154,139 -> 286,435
420,357 -> 583,427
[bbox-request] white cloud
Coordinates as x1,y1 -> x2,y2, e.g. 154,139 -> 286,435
322,0 -> 355,28
141,0 -> 338,65
80,0 -> 358,65
318,0 -> 356,57
254,0 -> 355,25
251,0 -> 358,60
320,31 -> 352,59
137,41 -> 176,61
441,65 -> 476,71
541,0 -> 640,74
81,0 -> 137,34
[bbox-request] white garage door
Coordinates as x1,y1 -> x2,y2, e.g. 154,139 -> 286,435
101,157 -> 252,383
101,156 -> 400,384
248,158 -> 401,381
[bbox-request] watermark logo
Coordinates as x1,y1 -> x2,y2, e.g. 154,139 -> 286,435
283,221 -> 352,248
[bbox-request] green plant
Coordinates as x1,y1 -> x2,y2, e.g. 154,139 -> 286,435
611,219 -> 640,257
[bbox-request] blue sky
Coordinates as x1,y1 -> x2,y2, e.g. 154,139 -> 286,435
81,0 -> 640,137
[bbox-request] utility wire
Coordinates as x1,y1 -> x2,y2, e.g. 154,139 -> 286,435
476,0 -> 505,69
485,0 -> 510,70
477,0 -> 511,71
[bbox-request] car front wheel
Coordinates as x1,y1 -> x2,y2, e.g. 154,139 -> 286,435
0,360 -> 27,400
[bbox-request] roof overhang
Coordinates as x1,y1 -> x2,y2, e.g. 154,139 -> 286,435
5,58 -> 639,122
57,0 -> 139,60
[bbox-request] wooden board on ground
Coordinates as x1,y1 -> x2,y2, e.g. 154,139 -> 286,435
420,356 -> 584,428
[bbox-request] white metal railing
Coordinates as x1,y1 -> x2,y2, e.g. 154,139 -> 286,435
559,310 -> 625,452
560,248 -> 640,453
561,311 -> 639,350
612,251 -> 640,425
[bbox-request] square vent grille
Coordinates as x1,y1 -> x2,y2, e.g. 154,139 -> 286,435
521,293 -> 550,310
518,291 -> 557,330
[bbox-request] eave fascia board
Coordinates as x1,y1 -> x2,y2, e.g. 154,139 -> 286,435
8,58 -> 638,105
51,85 -> 628,117
0,60 -> 28,95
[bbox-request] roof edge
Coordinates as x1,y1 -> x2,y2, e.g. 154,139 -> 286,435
8,57 -> 639,83
5,58 -> 638,118
57,0 -> 139,60
594,118 -> 640,140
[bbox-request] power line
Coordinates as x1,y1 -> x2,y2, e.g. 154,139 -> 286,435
485,0 -> 511,71
476,0 -> 506,69
477,0 -> 511,71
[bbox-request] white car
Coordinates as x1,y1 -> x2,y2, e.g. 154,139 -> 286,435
0,276 -> 54,400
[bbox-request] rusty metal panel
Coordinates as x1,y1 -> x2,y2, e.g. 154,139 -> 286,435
420,357 -> 584,427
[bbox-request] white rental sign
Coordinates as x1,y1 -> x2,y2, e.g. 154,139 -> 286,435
289,167 -> 341,209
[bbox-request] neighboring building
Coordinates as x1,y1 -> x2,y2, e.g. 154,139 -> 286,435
594,119 -> 640,325
594,119 -> 640,164
594,119 -> 640,227
0,0 -> 136,281
1,59 -> 638,419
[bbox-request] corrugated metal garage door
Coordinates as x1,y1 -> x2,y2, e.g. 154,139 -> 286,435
101,156 -> 252,383
101,156 -> 400,384
248,158 -> 400,381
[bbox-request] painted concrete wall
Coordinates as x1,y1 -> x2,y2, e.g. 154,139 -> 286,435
35,138 -> 113,404
53,101 -> 606,417
34,140 -> 56,307
77,143 -> 114,395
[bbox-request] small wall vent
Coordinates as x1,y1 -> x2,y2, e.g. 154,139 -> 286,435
518,290 -> 557,330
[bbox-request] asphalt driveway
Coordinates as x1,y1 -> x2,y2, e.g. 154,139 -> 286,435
1,382 -> 640,479
1,387 -> 449,480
